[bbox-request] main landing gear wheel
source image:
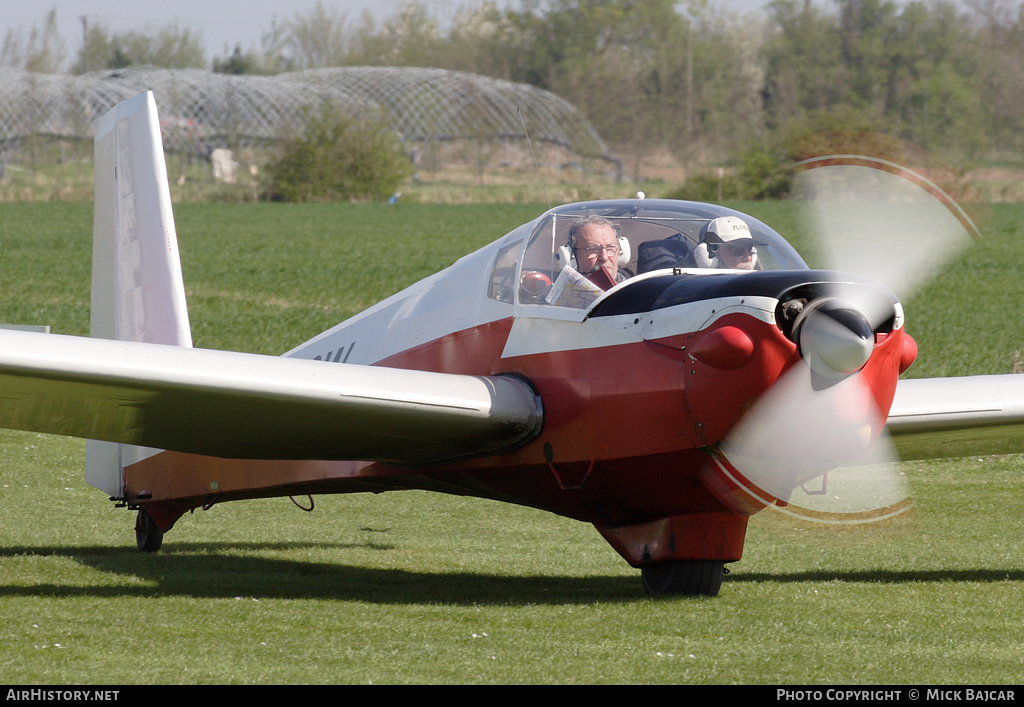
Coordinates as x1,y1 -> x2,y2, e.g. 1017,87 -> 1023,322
641,560 -> 726,597
135,508 -> 164,553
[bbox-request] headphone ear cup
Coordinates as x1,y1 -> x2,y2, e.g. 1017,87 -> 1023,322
556,245 -> 576,270
617,236 -> 631,268
694,242 -> 716,268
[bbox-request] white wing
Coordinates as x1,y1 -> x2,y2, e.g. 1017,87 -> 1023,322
0,328 -> 541,466
887,374 -> 1024,460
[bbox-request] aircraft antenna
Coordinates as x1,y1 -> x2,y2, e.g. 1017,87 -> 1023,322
518,107 -> 551,210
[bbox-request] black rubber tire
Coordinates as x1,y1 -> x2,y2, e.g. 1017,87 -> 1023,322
135,508 -> 164,553
641,560 -> 725,597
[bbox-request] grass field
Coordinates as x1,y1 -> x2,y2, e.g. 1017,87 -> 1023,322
0,200 -> 1022,685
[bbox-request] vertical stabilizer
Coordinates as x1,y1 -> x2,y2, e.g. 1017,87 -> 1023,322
86,92 -> 192,497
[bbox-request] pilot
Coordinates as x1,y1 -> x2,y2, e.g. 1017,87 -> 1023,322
568,215 -> 631,287
696,216 -> 759,270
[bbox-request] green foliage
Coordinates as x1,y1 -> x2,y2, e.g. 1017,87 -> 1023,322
671,143 -> 793,201
211,45 -> 258,75
0,7 -> 66,73
669,170 -> 740,202
72,20 -> 206,73
737,144 -> 794,200
263,106 -> 414,203
760,0 -> 997,161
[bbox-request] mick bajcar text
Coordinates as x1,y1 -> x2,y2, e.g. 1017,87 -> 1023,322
777,690 -> 1015,702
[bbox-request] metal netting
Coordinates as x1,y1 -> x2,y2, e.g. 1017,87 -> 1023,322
0,66 -> 617,170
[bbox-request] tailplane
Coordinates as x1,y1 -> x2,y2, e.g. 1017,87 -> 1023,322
85,92 -> 192,497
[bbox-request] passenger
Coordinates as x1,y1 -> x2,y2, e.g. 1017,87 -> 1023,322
568,215 -> 630,288
697,216 -> 759,270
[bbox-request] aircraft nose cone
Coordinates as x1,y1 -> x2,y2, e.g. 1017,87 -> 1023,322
796,299 -> 874,380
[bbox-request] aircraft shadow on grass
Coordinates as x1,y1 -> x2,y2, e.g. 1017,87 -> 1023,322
0,542 -> 640,604
0,543 -> 1020,604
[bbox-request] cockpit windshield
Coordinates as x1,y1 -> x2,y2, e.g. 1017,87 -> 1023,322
509,199 -> 808,308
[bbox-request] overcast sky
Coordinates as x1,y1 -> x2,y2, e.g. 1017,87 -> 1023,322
0,1 -> 771,60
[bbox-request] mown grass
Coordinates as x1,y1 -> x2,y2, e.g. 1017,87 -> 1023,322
0,201 -> 1022,684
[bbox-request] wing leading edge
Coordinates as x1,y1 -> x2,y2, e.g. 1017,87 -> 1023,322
0,328 -> 543,466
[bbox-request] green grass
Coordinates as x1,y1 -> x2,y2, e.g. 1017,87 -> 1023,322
0,201 -> 1022,684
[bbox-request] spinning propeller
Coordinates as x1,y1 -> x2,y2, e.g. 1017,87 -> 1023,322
716,132 -> 988,525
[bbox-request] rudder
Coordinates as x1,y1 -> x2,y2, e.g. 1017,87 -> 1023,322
85,92 -> 192,497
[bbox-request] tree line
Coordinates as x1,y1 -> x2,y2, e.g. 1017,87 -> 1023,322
4,0 -> 1023,175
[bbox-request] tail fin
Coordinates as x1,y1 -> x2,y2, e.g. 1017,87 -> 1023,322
85,92 -> 192,497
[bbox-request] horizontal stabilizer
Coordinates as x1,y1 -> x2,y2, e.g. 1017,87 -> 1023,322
887,375 -> 1024,459
0,329 -> 542,467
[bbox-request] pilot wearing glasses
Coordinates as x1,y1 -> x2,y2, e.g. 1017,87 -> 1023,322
569,215 -> 631,288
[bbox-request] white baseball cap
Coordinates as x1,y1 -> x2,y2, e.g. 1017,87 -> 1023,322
702,216 -> 753,244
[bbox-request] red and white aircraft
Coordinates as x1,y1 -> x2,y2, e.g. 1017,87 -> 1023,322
2,93 -> 1022,596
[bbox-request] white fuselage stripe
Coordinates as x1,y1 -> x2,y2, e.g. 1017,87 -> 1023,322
501,296 -> 778,359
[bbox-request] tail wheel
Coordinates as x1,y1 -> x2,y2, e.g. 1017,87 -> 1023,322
135,508 -> 164,553
641,560 -> 726,597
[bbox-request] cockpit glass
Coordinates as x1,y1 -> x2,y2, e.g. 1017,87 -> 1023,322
517,199 -> 808,308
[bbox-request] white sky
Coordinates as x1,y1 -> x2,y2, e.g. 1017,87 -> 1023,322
0,1 -> 770,61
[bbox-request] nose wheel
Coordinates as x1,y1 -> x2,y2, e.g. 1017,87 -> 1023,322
134,508 -> 164,552
641,560 -> 726,597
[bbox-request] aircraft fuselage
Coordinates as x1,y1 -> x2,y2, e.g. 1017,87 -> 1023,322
126,261 -> 911,568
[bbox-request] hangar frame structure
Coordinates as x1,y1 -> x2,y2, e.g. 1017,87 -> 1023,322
0,66 -> 620,177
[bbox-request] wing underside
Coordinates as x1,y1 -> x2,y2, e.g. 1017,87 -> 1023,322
0,328 -> 542,466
